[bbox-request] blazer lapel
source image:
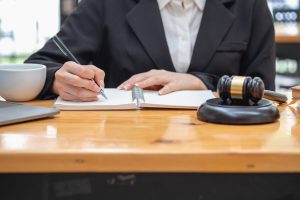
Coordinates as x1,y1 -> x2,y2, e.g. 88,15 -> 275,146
188,0 -> 235,72
126,0 -> 175,72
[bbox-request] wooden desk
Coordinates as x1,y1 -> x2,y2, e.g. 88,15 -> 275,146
275,23 -> 300,43
0,100 -> 299,173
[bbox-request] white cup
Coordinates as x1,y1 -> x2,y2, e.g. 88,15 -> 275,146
0,64 -> 46,102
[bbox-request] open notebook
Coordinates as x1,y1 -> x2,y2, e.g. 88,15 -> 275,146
54,87 -> 215,110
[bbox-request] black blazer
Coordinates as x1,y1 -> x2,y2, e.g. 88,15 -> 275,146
25,0 -> 276,99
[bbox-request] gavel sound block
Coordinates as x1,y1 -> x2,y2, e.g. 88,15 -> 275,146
197,76 -> 282,125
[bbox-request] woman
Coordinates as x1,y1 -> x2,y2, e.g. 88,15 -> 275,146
26,0 -> 275,101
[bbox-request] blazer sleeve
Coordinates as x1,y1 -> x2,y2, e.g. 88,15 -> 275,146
25,0 -> 104,99
240,0 -> 276,90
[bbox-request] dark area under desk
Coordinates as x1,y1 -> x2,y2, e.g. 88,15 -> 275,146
1,173 -> 300,200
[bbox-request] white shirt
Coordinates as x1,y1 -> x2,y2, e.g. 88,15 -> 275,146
157,0 -> 206,73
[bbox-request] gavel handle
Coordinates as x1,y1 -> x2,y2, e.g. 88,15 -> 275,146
264,90 -> 288,103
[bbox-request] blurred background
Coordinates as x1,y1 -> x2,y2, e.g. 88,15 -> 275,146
0,0 -> 77,64
0,0 -> 299,90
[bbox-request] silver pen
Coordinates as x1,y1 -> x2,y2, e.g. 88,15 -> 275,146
52,35 -> 108,99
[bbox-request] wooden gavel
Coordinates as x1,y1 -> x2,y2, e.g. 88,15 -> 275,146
217,75 -> 288,104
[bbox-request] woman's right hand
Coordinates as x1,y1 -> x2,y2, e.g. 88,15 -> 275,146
52,61 -> 105,102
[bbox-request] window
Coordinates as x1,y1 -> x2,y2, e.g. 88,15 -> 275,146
268,0 -> 300,22
0,0 -> 60,64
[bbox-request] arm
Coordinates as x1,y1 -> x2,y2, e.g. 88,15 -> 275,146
240,0 -> 276,90
25,0 -> 105,99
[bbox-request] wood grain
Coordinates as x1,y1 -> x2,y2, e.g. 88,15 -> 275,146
0,100 -> 299,173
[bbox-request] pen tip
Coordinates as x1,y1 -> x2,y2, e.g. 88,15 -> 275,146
102,92 -> 108,100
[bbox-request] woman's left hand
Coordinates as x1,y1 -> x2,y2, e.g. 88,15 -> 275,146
118,69 -> 207,95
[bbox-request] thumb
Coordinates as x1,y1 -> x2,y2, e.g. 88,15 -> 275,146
158,84 -> 176,95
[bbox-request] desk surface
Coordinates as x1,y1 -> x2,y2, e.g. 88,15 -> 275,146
0,100 -> 300,173
275,23 -> 300,43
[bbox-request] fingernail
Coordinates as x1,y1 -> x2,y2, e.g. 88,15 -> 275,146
100,80 -> 105,88
119,86 -> 125,90
124,84 -> 131,90
93,84 -> 101,92
158,90 -> 162,95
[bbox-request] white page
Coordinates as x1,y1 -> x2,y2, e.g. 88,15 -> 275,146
55,89 -> 136,110
141,90 -> 215,109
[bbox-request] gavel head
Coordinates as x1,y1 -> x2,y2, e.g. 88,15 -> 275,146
217,75 -> 265,104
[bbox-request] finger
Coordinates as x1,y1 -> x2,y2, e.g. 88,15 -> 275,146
59,91 -> 77,101
132,70 -> 169,87
123,83 -> 135,90
88,65 -> 105,87
59,91 -> 98,102
65,62 -> 105,88
62,83 -> 99,99
118,72 -> 152,89
63,61 -> 95,80
158,83 -> 177,95
135,76 -> 166,89
144,85 -> 163,91
56,71 -> 100,93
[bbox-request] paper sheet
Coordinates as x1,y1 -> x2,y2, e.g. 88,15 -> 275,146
54,89 -> 215,110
